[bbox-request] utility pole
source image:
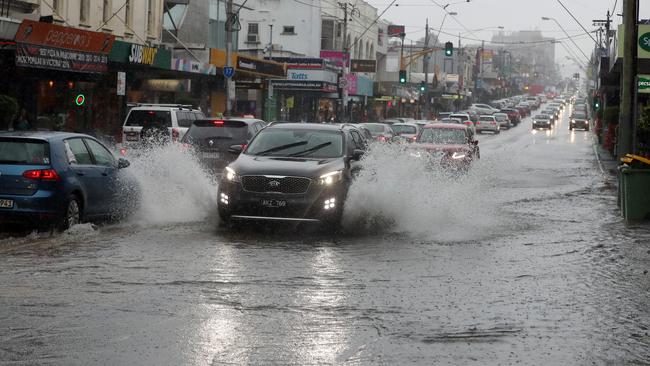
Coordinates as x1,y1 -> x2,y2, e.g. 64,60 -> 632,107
225,0 -> 234,117
619,0 -> 638,159
338,2 -> 358,122
423,18 -> 430,119
269,24 -> 273,58
457,32 -> 462,110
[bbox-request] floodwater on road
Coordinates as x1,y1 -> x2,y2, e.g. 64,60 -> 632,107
1,110 -> 649,365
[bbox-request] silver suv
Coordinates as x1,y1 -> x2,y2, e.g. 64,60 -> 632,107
121,104 -> 205,148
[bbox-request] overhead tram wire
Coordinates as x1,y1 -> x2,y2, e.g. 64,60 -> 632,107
348,0 -> 400,50
555,0 -> 599,45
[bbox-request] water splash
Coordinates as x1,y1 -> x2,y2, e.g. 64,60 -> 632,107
125,144 -> 218,225
342,143 -> 502,241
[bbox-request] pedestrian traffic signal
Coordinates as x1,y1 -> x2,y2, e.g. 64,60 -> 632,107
420,81 -> 426,92
444,41 -> 453,57
74,94 -> 86,106
593,98 -> 601,109
399,70 -> 407,84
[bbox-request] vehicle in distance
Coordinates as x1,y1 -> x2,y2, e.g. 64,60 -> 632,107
391,123 -> 421,142
475,115 -> 500,134
500,108 -> 521,125
570,112 -> 590,131
408,123 -> 479,172
360,123 -> 396,142
0,132 -> 138,230
532,114 -> 553,129
121,104 -> 205,149
182,118 -> 266,174
470,103 -> 499,115
493,113 -> 512,129
217,123 -> 366,227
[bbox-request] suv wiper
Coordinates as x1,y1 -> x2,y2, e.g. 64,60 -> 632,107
257,141 -> 308,156
289,142 -> 332,157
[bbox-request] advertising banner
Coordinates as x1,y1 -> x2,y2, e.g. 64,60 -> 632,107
350,59 -> 377,73
14,19 -> 114,74
320,50 -> 349,68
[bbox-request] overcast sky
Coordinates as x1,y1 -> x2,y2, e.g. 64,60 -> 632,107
365,0 -> 649,77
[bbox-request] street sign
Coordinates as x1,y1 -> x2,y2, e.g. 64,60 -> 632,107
117,72 -> 126,96
387,25 -> 405,37
338,77 -> 348,89
351,59 -> 377,73
638,75 -> 650,94
223,66 -> 235,79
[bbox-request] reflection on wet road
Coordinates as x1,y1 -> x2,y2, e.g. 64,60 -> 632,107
1,109 -> 649,365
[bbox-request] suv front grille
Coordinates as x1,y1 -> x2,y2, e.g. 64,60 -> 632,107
241,176 -> 311,194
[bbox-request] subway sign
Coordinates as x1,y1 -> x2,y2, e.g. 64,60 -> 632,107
129,44 -> 158,65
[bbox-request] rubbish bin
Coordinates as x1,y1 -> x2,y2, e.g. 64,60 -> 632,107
619,154 -> 650,223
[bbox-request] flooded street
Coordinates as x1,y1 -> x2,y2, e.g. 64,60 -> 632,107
1,112 -> 649,365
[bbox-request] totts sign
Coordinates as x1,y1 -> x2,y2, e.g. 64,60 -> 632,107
129,44 -> 158,65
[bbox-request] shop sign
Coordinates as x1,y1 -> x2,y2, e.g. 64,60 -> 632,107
271,80 -> 337,92
14,19 -> 114,73
638,75 -> 650,94
350,59 -> 376,73
286,69 -> 337,84
142,79 -> 191,92
173,57 -> 217,75
387,25 -> 405,37
268,57 -> 325,69
236,81 -> 264,89
320,51 -> 349,68
445,74 -> 459,83
236,55 -> 286,78
345,74 -> 357,94
109,40 -> 171,69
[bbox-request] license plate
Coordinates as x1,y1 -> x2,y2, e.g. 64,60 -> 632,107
261,199 -> 287,208
0,199 -> 14,209
125,133 -> 139,141
202,152 -> 220,159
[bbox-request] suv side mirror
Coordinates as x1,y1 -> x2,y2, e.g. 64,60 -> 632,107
117,158 -> 130,169
352,149 -> 365,161
228,144 -> 244,154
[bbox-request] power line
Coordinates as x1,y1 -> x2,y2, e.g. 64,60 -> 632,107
555,0 -> 599,45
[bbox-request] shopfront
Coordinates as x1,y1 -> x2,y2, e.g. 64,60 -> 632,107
269,58 -> 340,122
7,19 -> 115,133
234,55 -> 286,119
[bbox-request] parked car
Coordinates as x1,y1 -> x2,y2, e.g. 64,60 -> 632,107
391,123 -> 421,142
360,123 -> 396,142
469,103 -> 499,115
532,114 -> 553,129
569,112 -> 590,131
181,118 -> 267,174
408,123 -> 479,172
475,115 -> 500,134
217,123 -> 366,227
121,104 -> 205,149
0,132 -> 139,230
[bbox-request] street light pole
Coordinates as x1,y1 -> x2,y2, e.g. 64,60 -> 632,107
619,0 -> 638,158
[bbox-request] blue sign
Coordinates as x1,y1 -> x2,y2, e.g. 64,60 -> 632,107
223,66 -> 235,78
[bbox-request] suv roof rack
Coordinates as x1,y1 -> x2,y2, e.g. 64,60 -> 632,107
133,103 -> 195,109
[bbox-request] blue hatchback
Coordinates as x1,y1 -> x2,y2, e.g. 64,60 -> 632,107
0,132 -> 139,229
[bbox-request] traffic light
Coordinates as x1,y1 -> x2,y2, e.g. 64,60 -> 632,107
399,69 -> 407,84
420,81 -> 426,92
593,98 -> 601,110
444,41 -> 453,57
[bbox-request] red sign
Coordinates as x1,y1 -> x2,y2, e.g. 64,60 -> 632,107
387,25 -> 405,37
15,19 -> 114,54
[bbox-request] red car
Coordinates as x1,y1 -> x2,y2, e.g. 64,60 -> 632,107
500,108 -> 521,125
407,123 -> 479,172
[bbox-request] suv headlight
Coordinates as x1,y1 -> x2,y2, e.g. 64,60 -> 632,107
318,170 -> 343,185
224,166 -> 241,182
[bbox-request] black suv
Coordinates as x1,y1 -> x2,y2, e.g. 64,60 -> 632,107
181,118 -> 266,173
217,123 -> 366,227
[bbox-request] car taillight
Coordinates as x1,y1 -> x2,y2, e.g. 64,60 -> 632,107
23,169 -> 60,181
241,143 -> 248,150
119,148 -> 127,156
172,128 -> 180,142
491,122 -> 496,125
476,121 -> 481,124
378,135 -> 387,141
213,120 -> 225,126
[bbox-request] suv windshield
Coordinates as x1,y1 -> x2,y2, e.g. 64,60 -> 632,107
0,139 -> 50,165
573,113 -> 587,120
419,128 -> 467,145
246,129 -> 343,158
361,123 -> 386,134
125,110 -> 172,127
392,125 -> 417,134
535,115 -> 550,120
479,116 -> 494,122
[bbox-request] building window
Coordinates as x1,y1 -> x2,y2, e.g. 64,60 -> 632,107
103,0 -> 111,22
147,0 -> 155,35
80,0 -> 89,23
282,26 -> 296,35
246,23 -> 259,44
125,0 -> 132,28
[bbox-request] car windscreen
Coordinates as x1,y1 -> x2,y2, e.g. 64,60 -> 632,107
246,129 -> 344,158
125,110 -> 172,127
184,120 -> 249,147
535,115 -> 550,120
419,128 -> 466,145
0,138 -> 50,165
392,125 -> 417,134
573,113 -> 587,119
361,124 -> 386,134
494,114 -> 508,121
479,116 -> 494,122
